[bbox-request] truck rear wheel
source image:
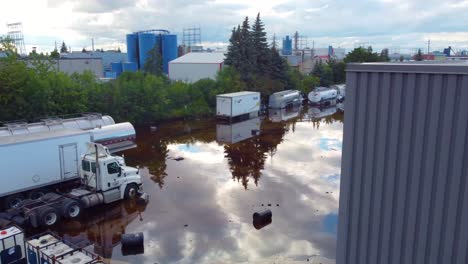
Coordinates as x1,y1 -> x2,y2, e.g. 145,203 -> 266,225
38,206 -> 60,227
61,199 -> 81,219
29,190 -> 45,200
124,184 -> 138,200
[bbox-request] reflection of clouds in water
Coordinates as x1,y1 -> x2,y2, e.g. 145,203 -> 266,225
318,138 -> 342,151
116,117 -> 342,263
169,142 -> 225,164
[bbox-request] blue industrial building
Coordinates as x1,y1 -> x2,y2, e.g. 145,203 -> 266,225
282,36 -> 292,55
125,29 -> 178,74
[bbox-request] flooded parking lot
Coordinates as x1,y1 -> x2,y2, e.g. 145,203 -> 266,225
50,106 -> 344,263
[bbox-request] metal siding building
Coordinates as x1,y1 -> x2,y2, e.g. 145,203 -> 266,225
169,52 -> 225,83
337,63 -> 468,264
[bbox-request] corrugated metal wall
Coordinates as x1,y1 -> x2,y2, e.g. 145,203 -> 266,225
337,63 -> 468,264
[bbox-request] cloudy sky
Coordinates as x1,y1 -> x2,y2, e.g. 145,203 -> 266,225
1,0 -> 468,54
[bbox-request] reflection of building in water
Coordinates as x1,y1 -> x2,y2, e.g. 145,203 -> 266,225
216,117 -> 261,144
338,63 -> 468,264
55,201 -> 146,263
268,106 -> 302,123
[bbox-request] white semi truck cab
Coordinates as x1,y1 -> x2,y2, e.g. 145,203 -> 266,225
80,144 -> 142,200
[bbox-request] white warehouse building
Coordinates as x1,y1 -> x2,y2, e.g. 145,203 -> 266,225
169,52 -> 225,83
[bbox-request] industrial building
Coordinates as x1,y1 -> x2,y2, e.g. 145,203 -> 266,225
24,58 -> 104,78
60,51 -> 127,72
125,30 -> 178,74
280,33 -> 345,74
337,62 -> 468,264
168,52 -> 225,83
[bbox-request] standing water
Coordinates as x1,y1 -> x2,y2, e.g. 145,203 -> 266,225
51,106 -> 343,263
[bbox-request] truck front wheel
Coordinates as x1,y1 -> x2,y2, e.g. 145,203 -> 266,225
4,194 -> 24,209
38,206 -> 60,227
124,184 -> 138,200
61,199 -> 82,219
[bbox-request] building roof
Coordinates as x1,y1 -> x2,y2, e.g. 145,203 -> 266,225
347,62 -> 468,74
170,52 -> 225,64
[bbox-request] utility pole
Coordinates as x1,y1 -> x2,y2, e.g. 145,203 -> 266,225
427,39 -> 431,54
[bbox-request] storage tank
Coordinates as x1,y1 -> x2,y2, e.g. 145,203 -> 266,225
282,36 -> 292,55
162,34 -> 178,74
122,62 -> 138,72
308,87 -> 337,104
104,71 -> 117,79
110,62 -> 123,76
138,33 -> 156,70
0,114 -> 115,137
126,34 -> 139,65
90,122 -> 136,153
268,90 -> 302,109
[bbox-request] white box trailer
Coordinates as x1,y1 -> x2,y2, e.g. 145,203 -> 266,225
216,117 -> 261,144
0,130 -> 91,199
216,91 -> 261,119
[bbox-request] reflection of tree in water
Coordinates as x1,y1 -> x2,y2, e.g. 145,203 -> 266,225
122,108 -> 343,189
123,120 -> 216,188
224,119 -> 290,189
311,112 -> 344,129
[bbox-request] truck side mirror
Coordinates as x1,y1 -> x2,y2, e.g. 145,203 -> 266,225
118,167 -> 122,177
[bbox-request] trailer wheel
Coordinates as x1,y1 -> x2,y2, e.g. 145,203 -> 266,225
29,190 -> 45,200
4,194 -> 24,209
61,199 -> 81,219
124,184 -> 138,200
38,206 -> 60,227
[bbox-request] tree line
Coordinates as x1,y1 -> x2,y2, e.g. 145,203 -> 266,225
310,46 -> 391,86
0,49 -> 248,124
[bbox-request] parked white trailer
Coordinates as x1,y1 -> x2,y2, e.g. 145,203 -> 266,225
216,91 -> 261,119
0,128 -> 141,210
268,90 -> 302,109
308,87 -> 337,105
0,130 -> 91,201
216,117 -> 261,144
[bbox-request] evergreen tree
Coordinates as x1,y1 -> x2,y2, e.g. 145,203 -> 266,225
60,41 -> 68,53
380,48 -> 390,61
82,47 -> 87,52
238,17 -> 254,81
251,13 -> 270,76
414,49 -> 423,61
269,47 -> 288,84
50,49 -> 60,59
225,26 -> 241,69
143,44 -> 163,76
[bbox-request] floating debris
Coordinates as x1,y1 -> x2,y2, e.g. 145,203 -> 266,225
253,209 -> 273,230
121,233 -> 144,256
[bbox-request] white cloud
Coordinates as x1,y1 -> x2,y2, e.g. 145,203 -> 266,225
1,0 -> 467,53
